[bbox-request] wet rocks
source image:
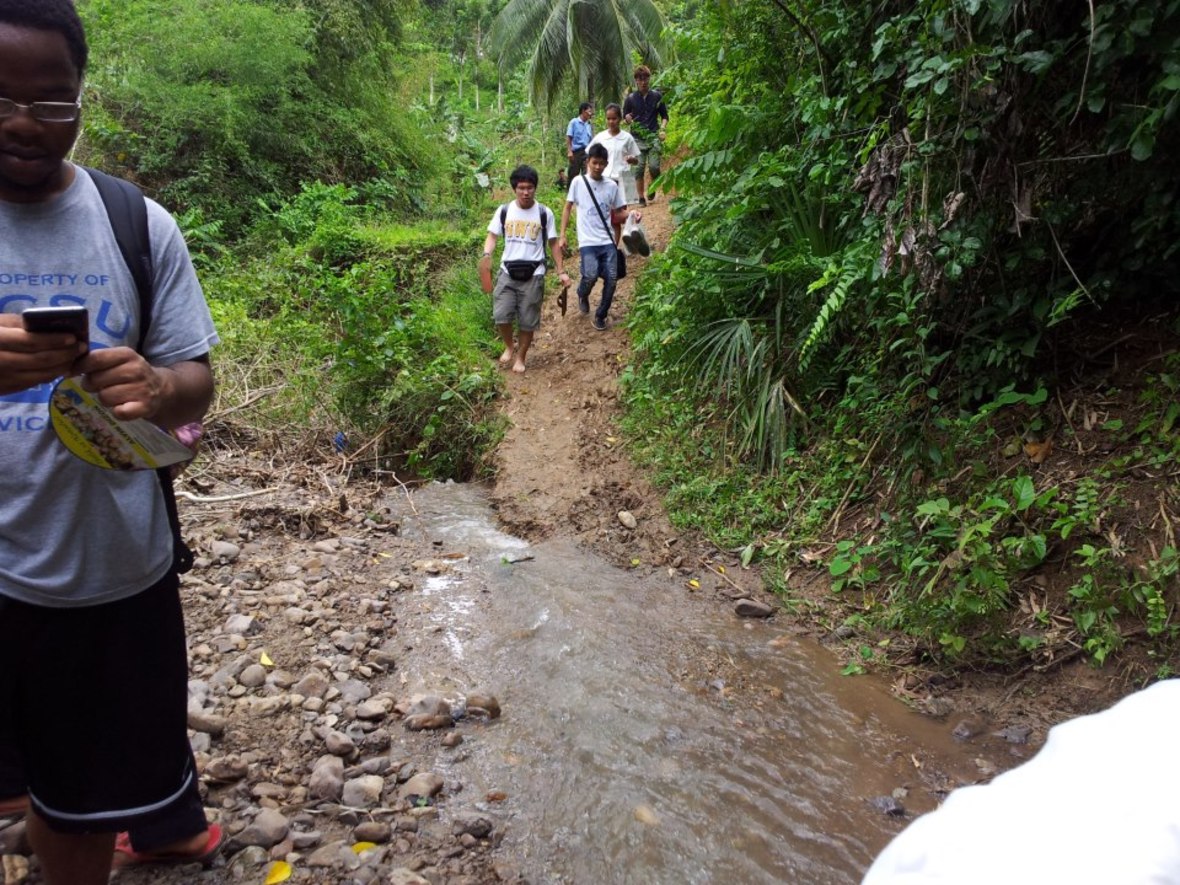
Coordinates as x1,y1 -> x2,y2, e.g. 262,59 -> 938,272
451,812 -> 494,839
465,692 -> 501,720
0,505 -> 504,885
400,772 -> 445,802
734,598 -> 774,618
402,694 -> 455,730
994,724 -> 1032,744
868,795 -> 907,817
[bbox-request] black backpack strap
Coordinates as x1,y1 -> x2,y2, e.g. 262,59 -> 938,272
83,166 -> 153,337
83,166 -> 193,575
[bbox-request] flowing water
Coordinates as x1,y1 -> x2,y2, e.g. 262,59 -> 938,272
390,483 -> 1006,884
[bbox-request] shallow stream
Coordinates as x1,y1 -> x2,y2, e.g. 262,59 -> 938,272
389,483 -> 1005,884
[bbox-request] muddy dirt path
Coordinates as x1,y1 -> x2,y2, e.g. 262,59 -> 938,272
488,198 -> 761,597
490,192 -> 1155,736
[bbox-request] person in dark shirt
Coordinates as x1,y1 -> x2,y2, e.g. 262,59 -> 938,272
622,65 -> 668,206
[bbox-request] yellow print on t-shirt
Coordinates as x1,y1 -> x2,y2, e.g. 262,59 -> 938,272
504,219 -> 540,240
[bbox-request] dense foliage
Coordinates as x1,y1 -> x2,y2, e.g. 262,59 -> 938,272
79,0 -> 430,232
625,0 -> 1180,668
72,0 -> 1178,670
488,0 -> 671,111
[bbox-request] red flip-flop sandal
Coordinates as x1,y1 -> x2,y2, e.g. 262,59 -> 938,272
111,822 -> 223,869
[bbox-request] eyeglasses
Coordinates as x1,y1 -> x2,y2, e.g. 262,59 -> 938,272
0,96 -> 82,123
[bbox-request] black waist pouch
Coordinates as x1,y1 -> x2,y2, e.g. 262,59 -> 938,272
504,260 -> 542,281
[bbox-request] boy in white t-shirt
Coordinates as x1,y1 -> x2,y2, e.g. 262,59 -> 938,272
479,165 -> 568,373
558,144 -> 632,330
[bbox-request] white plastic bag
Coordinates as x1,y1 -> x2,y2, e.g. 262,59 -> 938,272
617,169 -> 640,205
621,212 -> 650,256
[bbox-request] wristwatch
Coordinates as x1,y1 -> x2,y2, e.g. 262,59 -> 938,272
482,251 -> 491,258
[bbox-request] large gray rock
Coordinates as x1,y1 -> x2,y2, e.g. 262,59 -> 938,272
341,774 -> 385,808
309,754 -> 345,801
235,808 -> 290,848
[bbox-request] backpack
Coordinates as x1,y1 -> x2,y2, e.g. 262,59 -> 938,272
499,203 -> 551,267
83,166 -> 195,575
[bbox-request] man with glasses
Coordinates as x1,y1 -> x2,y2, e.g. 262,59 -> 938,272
0,1 -> 219,882
479,165 -> 568,373
622,65 -> 669,207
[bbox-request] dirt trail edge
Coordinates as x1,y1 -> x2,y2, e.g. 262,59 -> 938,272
485,198 -> 1137,737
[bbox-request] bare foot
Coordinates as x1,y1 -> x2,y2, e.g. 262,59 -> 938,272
498,347 -> 515,366
111,825 -> 222,869
512,360 -> 527,374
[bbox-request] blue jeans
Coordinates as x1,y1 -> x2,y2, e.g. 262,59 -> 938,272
577,244 -> 618,322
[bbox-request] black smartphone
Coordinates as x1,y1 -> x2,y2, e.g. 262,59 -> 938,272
21,306 -> 90,346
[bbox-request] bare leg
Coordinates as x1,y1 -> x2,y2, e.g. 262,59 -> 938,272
496,323 -> 516,365
0,795 -> 27,815
513,331 -> 534,373
27,809 -> 115,885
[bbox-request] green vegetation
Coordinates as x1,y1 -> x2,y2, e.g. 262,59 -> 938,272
75,0 -> 541,479
488,0 -> 671,111
623,0 -> 1180,673
73,0 -> 1177,676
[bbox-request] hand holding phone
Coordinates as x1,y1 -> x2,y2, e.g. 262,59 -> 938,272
21,306 -> 90,347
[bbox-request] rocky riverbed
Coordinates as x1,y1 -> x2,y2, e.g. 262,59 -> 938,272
1,470 -> 526,885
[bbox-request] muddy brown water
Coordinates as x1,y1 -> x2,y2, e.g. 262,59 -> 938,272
389,483 -> 1016,885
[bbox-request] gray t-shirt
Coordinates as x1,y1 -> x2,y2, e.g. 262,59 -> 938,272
0,166 -> 219,608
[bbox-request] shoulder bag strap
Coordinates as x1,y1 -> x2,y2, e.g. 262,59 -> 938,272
582,174 -> 613,239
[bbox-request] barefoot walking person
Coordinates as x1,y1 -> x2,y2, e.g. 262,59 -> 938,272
479,165 -> 568,373
0,2 -> 220,881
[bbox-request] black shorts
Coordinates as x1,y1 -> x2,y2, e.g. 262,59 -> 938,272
0,573 -> 196,834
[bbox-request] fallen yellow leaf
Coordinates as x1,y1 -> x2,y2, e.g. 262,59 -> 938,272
717,565 -> 726,574
688,579 -> 700,589
630,558 -> 641,566
1023,439 -> 1053,464
260,652 -> 274,668
352,841 -> 377,854
264,861 -> 292,884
